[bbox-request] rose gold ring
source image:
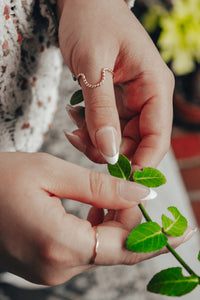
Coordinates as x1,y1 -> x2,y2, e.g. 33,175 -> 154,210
90,227 -> 100,264
74,67 -> 114,88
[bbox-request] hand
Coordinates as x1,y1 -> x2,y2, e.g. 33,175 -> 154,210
0,152 -> 194,285
58,0 -> 174,168
0,152 -> 150,285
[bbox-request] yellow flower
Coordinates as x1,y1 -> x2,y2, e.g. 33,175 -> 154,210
141,0 -> 200,75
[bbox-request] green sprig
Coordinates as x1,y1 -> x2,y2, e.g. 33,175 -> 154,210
107,154 -> 200,297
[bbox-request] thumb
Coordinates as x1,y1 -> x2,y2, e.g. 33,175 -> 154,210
76,63 -> 121,165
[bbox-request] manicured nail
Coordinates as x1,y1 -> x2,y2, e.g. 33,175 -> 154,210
183,227 -> 197,243
96,126 -> 120,165
66,105 -> 85,128
141,188 -> 157,201
119,180 -> 153,203
63,130 -> 86,153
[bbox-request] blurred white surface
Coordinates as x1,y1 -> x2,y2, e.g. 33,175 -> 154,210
145,150 -> 200,300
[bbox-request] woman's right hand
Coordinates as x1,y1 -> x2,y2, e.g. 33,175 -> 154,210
0,152 -> 195,286
58,0 -> 174,169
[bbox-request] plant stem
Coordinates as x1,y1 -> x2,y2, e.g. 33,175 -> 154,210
138,203 -> 152,222
138,203 -> 199,279
166,243 -> 199,277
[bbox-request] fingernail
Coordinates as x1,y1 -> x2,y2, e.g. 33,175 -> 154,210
141,188 -> 157,201
183,227 -> 197,243
96,126 -> 120,165
66,105 -> 85,128
63,130 -> 86,153
119,180 -> 153,202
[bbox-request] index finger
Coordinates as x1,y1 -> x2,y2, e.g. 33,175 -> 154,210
42,155 -> 151,210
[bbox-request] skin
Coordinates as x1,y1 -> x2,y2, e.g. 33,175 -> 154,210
0,153 -> 192,285
58,0 -> 174,168
0,0 -> 189,286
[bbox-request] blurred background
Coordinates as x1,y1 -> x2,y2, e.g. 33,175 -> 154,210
134,0 -> 200,228
1,0 -> 200,299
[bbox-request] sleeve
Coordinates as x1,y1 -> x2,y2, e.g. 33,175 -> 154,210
39,0 -> 58,44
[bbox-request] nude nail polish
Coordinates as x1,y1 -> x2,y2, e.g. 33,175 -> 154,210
119,181 -> 156,203
96,126 -> 120,165
141,188 -> 158,201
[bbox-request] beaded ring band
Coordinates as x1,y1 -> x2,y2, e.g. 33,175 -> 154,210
90,227 -> 100,264
74,67 -> 114,88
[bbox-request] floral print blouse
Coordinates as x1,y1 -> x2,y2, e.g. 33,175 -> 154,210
0,0 -> 134,152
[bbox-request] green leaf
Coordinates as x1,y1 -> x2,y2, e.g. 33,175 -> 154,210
147,267 -> 199,296
133,167 -> 166,187
125,222 -> 167,253
70,89 -> 84,105
198,251 -> 200,262
162,206 -> 188,237
107,154 -> 131,180
78,107 -> 85,118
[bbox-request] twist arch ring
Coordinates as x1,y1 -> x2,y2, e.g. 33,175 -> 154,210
74,67 -> 114,88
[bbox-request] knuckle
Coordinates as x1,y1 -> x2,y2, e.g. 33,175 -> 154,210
36,243 -> 66,286
36,232 -> 79,286
88,171 -> 104,201
87,94 -> 114,111
39,239 -> 64,267
38,242 -> 66,271
86,95 -> 116,122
